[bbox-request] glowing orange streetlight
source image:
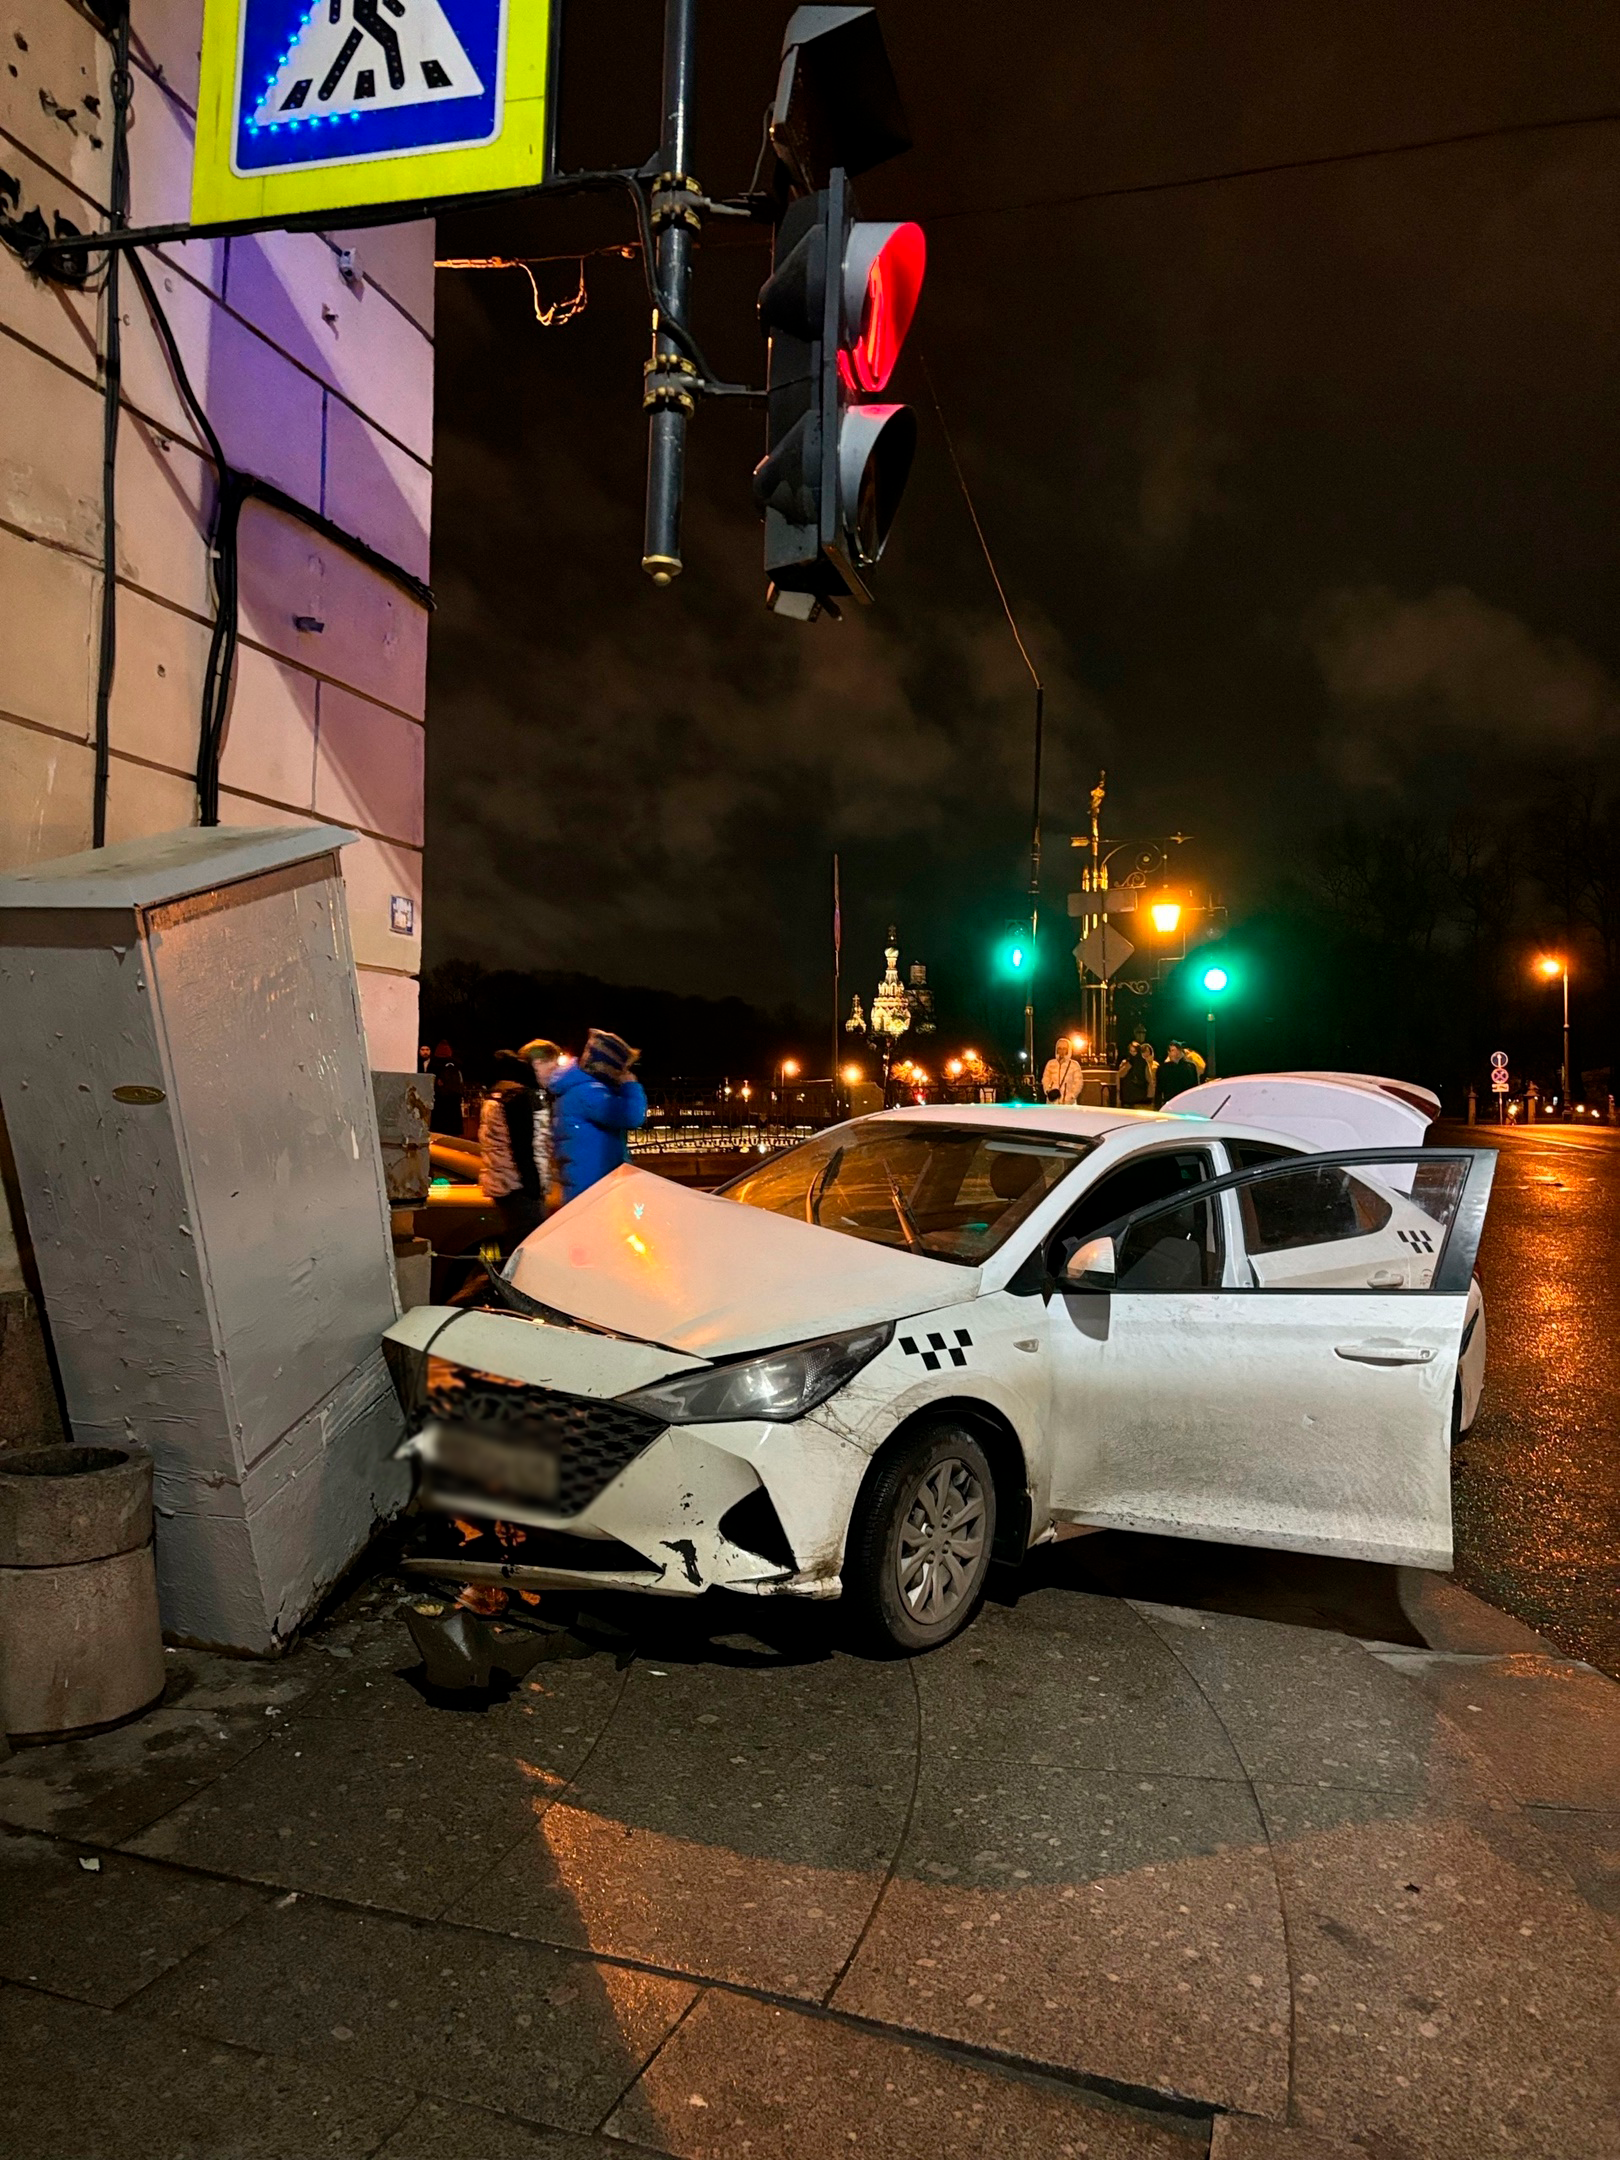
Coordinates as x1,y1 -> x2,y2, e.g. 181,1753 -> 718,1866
1149,899 -> 1182,935
841,1063 -> 864,1086
1534,956 -> 1571,1108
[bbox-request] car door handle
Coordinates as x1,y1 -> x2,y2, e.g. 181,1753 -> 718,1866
1334,1340 -> 1436,1365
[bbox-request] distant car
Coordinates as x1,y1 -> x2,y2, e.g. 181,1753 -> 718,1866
383,1074 -> 1495,1651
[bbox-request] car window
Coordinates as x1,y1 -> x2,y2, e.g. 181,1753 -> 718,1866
1113,1192 -> 1224,1290
1237,1156 -> 1470,1289
719,1122 -> 1090,1265
1056,1149 -> 1215,1248
1224,1140 -> 1301,1172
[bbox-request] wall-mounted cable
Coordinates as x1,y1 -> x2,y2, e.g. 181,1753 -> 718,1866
126,249 -> 433,827
90,0 -> 132,847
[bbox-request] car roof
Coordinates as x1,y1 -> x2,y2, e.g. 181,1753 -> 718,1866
862,1102 -> 1328,1156
867,1103 -> 1171,1140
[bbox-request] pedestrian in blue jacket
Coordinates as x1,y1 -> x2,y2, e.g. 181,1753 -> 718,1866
549,1030 -> 648,1202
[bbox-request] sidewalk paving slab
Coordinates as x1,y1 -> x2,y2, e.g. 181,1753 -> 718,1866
603,1987 -> 1207,2159
1257,1781 -> 1620,2160
0,1830 -> 265,2007
1367,1648 -> 1620,1810
0,1646 -> 330,1844
374,2094 -> 674,2159
1132,1605 -> 1498,1797
446,1731 -> 910,1998
127,1631 -> 627,1917
1209,2120 -> 1368,2159
133,1891 -> 697,2132
1522,1804 -> 1620,1920
0,1983 -> 419,2160
833,1762 -> 1289,2118
916,1588 -> 1244,1778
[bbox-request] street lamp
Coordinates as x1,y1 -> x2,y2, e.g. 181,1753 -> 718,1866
1535,955 -> 1571,1109
1149,899 -> 1183,935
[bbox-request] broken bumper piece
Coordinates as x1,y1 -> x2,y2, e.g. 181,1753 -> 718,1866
402,1414 -> 859,1600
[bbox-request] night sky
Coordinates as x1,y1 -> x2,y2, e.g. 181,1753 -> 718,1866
426,2 -> 1620,1057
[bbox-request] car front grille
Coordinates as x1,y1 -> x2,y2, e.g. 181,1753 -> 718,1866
424,1367 -> 666,1519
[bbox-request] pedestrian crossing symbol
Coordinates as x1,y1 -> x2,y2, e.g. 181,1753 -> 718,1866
252,0 -> 485,131
193,0 -> 557,225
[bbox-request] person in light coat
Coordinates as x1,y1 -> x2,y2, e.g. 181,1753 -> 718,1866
1041,1035 -> 1085,1105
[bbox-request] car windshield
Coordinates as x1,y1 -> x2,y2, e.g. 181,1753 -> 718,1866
718,1121 -> 1090,1265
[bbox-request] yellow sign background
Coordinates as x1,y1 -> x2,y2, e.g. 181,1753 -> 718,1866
191,0 -> 555,226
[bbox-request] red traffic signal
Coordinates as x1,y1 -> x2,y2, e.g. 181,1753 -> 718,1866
838,222 -> 926,392
756,175 -> 926,617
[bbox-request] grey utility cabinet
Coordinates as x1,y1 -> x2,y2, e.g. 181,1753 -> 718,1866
0,825 -> 408,1651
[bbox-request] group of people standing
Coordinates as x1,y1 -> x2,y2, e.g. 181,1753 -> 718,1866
421,1031 -> 647,1254
1040,1030 -> 1206,1111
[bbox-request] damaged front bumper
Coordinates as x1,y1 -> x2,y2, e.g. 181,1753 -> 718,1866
386,1311 -> 869,1600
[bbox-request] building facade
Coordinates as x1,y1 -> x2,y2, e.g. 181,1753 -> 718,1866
1,0 -> 435,1430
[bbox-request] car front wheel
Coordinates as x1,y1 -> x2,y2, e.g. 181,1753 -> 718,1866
846,1423 -> 997,1653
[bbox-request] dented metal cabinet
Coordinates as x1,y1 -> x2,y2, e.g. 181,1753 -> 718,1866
0,825 -> 408,1652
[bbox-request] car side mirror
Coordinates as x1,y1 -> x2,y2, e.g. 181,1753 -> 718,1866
1060,1235 -> 1116,1290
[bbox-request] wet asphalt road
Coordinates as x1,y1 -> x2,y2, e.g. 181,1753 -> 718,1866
1438,1120 -> 1620,1678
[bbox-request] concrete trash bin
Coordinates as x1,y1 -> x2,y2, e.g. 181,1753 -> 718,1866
0,1445 -> 166,1741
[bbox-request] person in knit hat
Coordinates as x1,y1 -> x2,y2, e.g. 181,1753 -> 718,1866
478,1047 -> 553,1251
548,1029 -> 648,1203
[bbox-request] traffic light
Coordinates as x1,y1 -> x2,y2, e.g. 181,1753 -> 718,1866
998,925 -> 1034,976
755,171 -> 925,619
1201,964 -> 1229,995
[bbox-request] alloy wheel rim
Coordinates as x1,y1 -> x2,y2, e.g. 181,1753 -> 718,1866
896,1456 -> 987,1626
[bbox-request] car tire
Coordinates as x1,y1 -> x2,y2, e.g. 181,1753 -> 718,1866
846,1423 -> 997,1654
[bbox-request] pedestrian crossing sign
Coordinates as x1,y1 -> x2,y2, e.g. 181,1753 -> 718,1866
192,0 -> 558,225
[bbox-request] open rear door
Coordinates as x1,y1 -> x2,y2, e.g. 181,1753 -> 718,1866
1046,1147 -> 1495,1569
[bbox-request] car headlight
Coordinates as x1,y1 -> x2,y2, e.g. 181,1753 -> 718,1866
618,1322 -> 894,1425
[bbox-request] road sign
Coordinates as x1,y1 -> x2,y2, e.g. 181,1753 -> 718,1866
1492,1071 -> 1510,1092
193,0 -> 559,226
1074,925 -> 1135,981
1491,1050 -> 1509,1070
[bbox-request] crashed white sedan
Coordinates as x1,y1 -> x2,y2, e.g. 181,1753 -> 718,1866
383,1073 -> 1493,1651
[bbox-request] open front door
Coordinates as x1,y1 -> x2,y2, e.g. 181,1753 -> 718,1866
1046,1147 -> 1496,1569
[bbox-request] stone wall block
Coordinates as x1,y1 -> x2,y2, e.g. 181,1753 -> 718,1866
0,0 -> 111,207
108,585 -> 210,773
0,726 -> 94,872
321,219 -> 438,338
217,646 -> 318,810
321,396 -> 432,581
0,525 -> 98,740
315,683 -> 425,845
340,832 -> 423,973
0,334 -> 103,553
225,230 -> 434,459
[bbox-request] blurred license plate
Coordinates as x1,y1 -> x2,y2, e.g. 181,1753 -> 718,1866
425,1420 -> 559,1502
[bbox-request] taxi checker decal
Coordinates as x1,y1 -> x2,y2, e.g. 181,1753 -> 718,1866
1397,1227 -> 1436,1255
899,1329 -> 973,1372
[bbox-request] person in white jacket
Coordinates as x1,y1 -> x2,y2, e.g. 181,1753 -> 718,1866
1041,1035 -> 1085,1105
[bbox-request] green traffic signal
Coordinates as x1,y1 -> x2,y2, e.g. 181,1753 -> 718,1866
1201,964 -> 1229,995
997,926 -> 1034,977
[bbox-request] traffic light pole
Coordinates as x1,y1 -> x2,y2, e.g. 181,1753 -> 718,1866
1025,682 -> 1044,1095
642,0 -> 700,585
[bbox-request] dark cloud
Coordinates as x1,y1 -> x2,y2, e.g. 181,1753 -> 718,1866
425,0 -> 1620,1029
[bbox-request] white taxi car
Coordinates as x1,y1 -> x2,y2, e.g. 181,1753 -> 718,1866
383,1074 -> 1493,1651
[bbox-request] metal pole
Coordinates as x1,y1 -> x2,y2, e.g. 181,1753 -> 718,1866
642,0 -> 699,584
1562,966 -> 1571,1109
1206,1009 -> 1217,1081
1024,684 -> 1043,1096
832,853 -> 841,1116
